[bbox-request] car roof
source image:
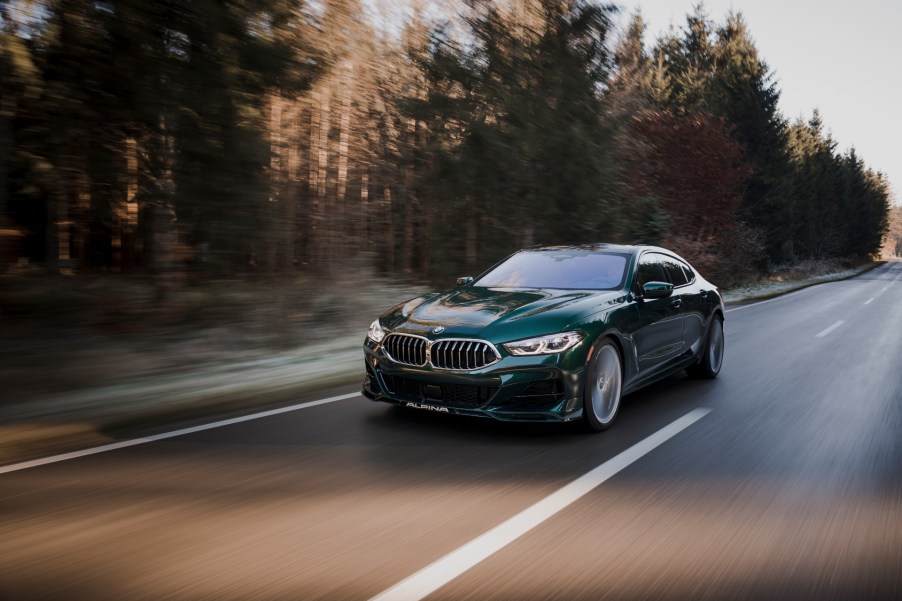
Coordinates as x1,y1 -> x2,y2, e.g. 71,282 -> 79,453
519,243 -> 662,255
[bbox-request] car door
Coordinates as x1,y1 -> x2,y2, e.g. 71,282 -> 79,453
659,253 -> 699,357
632,252 -> 684,378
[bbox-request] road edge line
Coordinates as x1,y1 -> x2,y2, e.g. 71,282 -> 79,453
0,392 -> 360,475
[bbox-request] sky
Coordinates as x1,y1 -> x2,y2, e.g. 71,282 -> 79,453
618,0 -> 901,202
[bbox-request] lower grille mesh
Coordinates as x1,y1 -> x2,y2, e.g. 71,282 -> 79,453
382,375 -> 498,408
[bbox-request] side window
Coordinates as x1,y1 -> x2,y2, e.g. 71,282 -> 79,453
661,255 -> 688,287
636,254 -> 667,287
680,262 -> 695,284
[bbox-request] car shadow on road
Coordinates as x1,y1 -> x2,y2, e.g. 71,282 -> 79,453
357,371 -> 722,481
366,371 -> 710,438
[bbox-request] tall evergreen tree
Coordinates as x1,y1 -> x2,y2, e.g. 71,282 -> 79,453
408,0 -> 617,277
609,9 -> 649,112
708,12 -> 792,261
645,8 -> 793,262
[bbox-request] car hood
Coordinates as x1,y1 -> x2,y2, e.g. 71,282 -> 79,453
381,286 -> 625,342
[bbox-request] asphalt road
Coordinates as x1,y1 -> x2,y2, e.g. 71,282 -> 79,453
2,261 -> 901,601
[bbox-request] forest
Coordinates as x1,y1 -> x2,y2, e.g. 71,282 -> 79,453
0,0 -> 894,288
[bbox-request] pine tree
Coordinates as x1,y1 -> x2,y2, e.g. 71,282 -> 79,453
408,0 -> 617,277
609,10 -> 649,112
643,9 -> 793,263
708,12 -> 792,261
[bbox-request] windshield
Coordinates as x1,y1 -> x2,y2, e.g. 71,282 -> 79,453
474,250 -> 629,290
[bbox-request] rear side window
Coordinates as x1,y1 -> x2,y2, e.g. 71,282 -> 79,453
681,263 -> 695,283
661,255 -> 689,287
636,254 -> 667,287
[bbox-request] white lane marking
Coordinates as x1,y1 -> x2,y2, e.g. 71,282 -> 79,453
0,392 -> 360,475
815,320 -> 844,338
368,408 -> 712,601
865,284 -> 892,306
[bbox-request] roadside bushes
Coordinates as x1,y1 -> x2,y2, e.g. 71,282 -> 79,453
616,109 -> 754,285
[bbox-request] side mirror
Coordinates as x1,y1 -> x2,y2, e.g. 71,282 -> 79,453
641,281 -> 673,299
456,276 -> 474,287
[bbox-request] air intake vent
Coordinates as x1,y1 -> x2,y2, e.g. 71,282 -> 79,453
383,334 -> 428,367
502,379 -> 565,409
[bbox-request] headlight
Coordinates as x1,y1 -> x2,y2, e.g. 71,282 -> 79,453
367,319 -> 387,343
503,331 -> 585,356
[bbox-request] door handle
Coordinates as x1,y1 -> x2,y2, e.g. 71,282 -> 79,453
671,298 -> 682,308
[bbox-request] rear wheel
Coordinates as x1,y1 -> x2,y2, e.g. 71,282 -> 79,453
688,315 -> 724,379
583,340 -> 623,432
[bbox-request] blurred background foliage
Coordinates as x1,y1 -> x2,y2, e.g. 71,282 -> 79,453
0,0 -> 895,290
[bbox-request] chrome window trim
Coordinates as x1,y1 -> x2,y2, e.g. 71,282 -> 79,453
382,333 -> 502,371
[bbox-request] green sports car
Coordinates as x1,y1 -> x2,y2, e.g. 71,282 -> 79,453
362,244 -> 724,431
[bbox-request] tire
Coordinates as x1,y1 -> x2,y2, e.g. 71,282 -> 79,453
583,339 -> 623,432
688,314 -> 724,379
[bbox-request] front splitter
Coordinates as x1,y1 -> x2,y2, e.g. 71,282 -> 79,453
363,388 -> 582,423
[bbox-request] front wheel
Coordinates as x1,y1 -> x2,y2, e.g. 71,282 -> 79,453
583,340 -> 623,432
688,315 -> 724,379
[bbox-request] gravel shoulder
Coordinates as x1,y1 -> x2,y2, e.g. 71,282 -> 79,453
722,261 -> 881,305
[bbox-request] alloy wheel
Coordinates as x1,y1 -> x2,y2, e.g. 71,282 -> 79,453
590,344 -> 622,425
708,318 -> 724,374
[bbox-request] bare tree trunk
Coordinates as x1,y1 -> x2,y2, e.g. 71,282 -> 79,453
268,95 -> 283,272
324,87 -> 338,269
336,60 -> 353,209
360,169 -> 368,244
122,136 -> 138,269
75,188 -> 89,269
46,149 -> 71,273
401,117 -> 417,276
0,96 -> 12,272
149,117 -> 178,276
108,139 -> 136,273
335,66 -> 353,262
384,185 -> 394,273
313,87 -> 331,270
286,102 -> 301,270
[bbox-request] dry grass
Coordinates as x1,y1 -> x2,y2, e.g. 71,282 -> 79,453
0,268 -> 425,405
722,260 -> 879,303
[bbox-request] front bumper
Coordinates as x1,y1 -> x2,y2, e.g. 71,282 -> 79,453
361,338 -> 587,423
